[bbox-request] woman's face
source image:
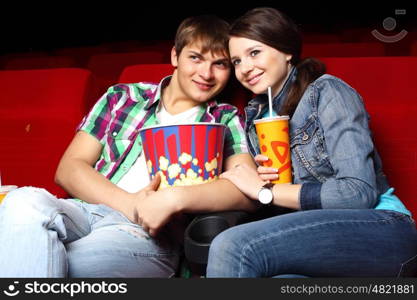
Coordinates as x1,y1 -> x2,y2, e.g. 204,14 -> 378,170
229,36 -> 292,97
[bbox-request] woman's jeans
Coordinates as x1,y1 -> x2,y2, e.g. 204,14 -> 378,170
206,209 -> 417,277
0,187 -> 180,277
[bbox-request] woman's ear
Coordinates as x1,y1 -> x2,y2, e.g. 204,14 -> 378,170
171,46 -> 178,68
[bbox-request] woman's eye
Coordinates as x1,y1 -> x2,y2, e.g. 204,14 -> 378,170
232,59 -> 241,66
250,50 -> 260,57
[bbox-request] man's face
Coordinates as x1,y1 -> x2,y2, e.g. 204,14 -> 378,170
171,42 -> 231,104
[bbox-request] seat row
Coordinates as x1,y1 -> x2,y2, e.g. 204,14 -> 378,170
0,57 -> 416,218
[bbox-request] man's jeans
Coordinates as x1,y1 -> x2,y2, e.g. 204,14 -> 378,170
0,187 -> 180,277
206,209 -> 417,277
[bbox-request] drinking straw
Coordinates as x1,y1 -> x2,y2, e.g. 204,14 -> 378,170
268,86 -> 273,118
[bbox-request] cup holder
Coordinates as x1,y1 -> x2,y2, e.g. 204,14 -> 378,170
184,215 -> 230,265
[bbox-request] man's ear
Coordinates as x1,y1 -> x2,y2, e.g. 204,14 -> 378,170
171,46 -> 178,68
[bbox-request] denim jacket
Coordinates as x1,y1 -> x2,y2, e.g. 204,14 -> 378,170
244,67 -> 393,210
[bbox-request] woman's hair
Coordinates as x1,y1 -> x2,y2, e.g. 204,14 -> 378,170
230,7 -> 326,116
175,15 -> 230,58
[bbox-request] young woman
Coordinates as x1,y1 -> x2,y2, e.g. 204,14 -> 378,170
206,7 -> 417,277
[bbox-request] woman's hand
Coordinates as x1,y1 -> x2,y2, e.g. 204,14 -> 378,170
254,154 -> 280,182
220,163 -> 266,200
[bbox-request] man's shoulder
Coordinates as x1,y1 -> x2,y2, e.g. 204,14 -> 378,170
106,82 -> 159,103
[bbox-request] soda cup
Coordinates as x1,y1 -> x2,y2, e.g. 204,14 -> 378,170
254,116 -> 292,184
0,185 -> 18,204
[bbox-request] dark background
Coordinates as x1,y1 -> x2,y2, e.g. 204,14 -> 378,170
1,3 -> 415,54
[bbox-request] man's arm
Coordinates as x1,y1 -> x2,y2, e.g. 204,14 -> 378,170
134,152 -> 259,236
55,131 -> 157,221
171,153 -> 259,213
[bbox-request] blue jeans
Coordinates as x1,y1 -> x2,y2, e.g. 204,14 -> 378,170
206,209 -> 417,277
0,187 -> 180,277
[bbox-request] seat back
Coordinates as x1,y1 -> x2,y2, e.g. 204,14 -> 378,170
118,63 -> 174,84
0,68 -> 94,197
87,51 -> 166,96
319,57 -> 417,216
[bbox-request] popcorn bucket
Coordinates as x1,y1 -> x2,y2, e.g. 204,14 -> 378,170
139,123 -> 226,189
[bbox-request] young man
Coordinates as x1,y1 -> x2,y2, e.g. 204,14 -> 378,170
0,15 -> 256,277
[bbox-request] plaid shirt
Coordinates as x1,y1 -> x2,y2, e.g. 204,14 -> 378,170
77,76 -> 248,184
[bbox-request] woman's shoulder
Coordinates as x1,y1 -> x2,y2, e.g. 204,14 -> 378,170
309,74 -> 359,96
301,73 -> 366,114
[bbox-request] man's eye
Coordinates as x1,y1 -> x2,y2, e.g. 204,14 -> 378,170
190,55 -> 200,61
215,61 -> 230,68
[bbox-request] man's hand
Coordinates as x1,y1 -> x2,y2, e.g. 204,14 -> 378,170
124,173 -> 181,237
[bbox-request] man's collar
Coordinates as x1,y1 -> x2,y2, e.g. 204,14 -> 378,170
145,75 -> 172,110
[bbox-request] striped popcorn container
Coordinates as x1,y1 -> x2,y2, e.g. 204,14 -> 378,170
139,123 -> 226,189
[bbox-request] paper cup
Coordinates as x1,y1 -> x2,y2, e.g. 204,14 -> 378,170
254,116 -> 292,184
0,185 -> 18,204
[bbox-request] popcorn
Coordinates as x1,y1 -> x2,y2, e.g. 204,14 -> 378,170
149,152 -> 221,190
147,160 -> 153,174
179,153 -> 193,165
159,156 -> 169,171
205,157 -> 218,172
139,123 -> 226,191
167,163 -> 181,179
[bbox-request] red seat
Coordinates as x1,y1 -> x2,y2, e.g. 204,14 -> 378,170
0,68 -> 94,197
319,57 -> 417,216
411,40 -> 417,56
118,63 -> 174,84
2,56 -> 78,70
87,51 -> 166,98
302,42 -> 385,58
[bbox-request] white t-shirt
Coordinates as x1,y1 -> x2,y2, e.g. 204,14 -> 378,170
116,103 -> 201,193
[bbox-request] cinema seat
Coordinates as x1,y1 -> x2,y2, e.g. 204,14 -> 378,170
319,56 -> 417,217
0,68 -> 94,197
87,51 -> 166,97
2,55 -> 78,70
118,63 -> 174,84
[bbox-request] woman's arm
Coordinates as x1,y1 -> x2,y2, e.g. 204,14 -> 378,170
302,77 -> 378,209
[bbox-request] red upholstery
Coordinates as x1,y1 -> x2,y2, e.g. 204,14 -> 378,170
302,42 -> 385,58
0,68 -> 94,197
118,63 -> 174,83
2,56 -> 78,70
411,41 -> 417,56
87,51 -> 166,97
319,57 -> 417,216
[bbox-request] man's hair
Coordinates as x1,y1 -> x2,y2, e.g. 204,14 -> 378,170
174,15 -> 230,57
